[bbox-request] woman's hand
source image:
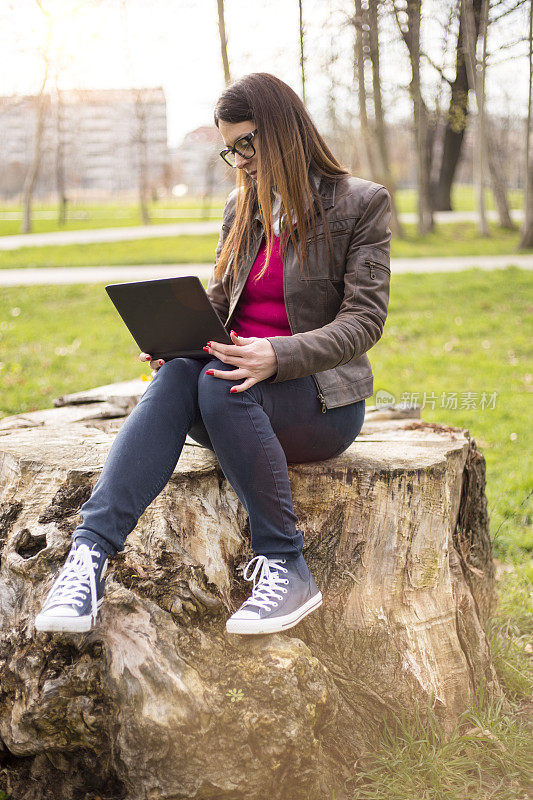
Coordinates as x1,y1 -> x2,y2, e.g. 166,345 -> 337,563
204,330 -> 277,393
139,352 -> 165,377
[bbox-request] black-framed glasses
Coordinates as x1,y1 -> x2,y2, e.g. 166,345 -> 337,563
219,129 -> 258,167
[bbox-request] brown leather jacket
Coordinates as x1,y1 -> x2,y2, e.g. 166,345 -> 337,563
206,171 -> 392,411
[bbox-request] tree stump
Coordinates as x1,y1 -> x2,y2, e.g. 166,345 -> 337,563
0,379 -> 499,800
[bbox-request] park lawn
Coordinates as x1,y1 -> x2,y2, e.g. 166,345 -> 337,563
0,184 -> 523,237
0,266 -> 530,563
395,184 -> 523,214
0,199 -> 225,236
0,222 -> 530,270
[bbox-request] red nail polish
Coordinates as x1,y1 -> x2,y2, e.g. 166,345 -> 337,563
159,360 -> 164,365
230,388 -> 237,393
206,369 -> 214,375
203,346 -> 209,352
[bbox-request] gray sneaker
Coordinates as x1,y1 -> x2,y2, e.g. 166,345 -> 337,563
226,554 -> 322,635
35,540 -> 109,633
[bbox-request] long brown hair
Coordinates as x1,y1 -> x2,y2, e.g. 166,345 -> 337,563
213,72 -> 350,282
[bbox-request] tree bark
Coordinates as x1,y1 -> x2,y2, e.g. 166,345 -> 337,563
520,0 -> 533,248
55,86 -> 67,227
486,128 -> 515,229
354,0 -> 378,178
0,379 -> 500,800
462,0 -> 489,235
299,0 -> 306,105
22,86 -> 48,234
217,0 -> 232,86
134,90 -> 150,227
394,0 -> 434,234
367,0 -> 403,237
434,0 -> 482,211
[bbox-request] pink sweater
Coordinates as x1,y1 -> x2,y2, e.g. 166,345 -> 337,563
231,234 -> 292,339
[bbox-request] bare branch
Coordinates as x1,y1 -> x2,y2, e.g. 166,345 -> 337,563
490,0 -> 528,24
420,51 -> 454,86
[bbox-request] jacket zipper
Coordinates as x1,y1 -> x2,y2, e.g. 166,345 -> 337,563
314,379 -> 328,414
284,234 -> 327,413
365,259 -> 389,280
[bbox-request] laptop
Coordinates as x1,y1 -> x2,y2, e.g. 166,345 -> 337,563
105,275 -> 233,361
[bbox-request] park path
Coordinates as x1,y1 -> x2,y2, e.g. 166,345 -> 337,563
0,253 -> 531,286
0,209 -> 524,251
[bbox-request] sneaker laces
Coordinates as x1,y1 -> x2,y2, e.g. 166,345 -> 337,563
241,555 -> 288,612
42,544 -> 102,622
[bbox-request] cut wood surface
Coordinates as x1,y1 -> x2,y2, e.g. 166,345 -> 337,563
0,379 -> 499,800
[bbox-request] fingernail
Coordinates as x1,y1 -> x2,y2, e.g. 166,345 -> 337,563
203,346 -> 209,352
206,369 -> 214,375
231,330 -> 237,336
159,360 -> 164,365
230,388 -> 237,393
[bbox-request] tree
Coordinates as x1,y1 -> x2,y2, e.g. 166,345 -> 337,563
520,0 -> 533,248
54,81 -> 68,226
367,0 -> 404,236
347,1 -> 403,236
462,0 -> 489,235
21,1 -> 52,234
299,0 -> 306,105
133,89 -> 151,226
354,0 -> 378,177
433,0 -> 482,211
217,0 -> 231,86
393,0 -> 434,235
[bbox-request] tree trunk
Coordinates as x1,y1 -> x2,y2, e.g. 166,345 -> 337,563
0,379 -> 500,800
22,89 -> 48,234
55,87 -> 67,227
367,0 -> 403,237
434,0 -> 482,212
520,0 -> 533,249
217,0 -> 232,86
399,0 -> 434,234
135,91 -> 150,227
354,0 -> 378,178
486,130 -> 515,229
299,0 -> 306,105
462,0 -> 489,236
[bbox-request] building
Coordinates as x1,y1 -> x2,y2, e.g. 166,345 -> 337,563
0,87 -> 170,197
173,125 -> 235,196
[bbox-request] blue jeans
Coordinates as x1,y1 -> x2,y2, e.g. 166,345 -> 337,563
73,357 -> 366,560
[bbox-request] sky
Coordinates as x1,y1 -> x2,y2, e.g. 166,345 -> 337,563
1,0 -> 529,148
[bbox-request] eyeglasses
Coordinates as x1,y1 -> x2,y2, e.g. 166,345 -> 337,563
219,129 -> 258,167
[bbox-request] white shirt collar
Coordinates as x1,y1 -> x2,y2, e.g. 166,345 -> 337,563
271,170 -> 321,236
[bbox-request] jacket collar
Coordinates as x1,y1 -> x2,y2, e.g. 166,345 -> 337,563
252,167 -> 336,223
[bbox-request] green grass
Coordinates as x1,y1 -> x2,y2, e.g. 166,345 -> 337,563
0,198 -> 225,236
344,691 -> 532,799
378,266 -> 532,561
486,562 -> 533,700
0,234 -> 222,269
0,222 -> 530,270
395,184 -> 524,214
0,185 -> 523,238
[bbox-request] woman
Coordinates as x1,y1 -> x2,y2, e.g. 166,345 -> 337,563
35,72 -> 391,637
